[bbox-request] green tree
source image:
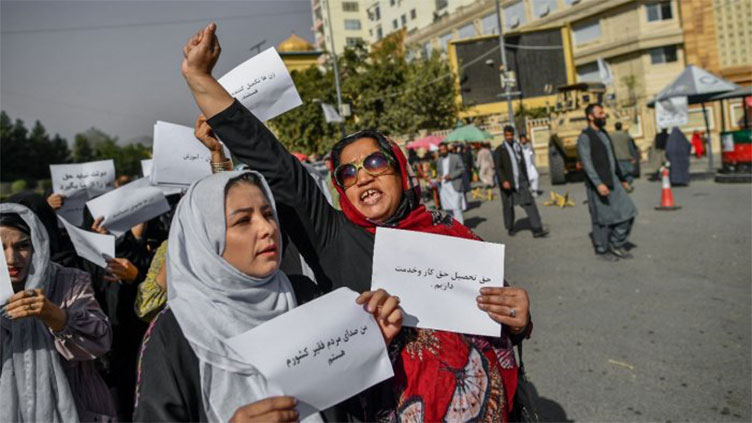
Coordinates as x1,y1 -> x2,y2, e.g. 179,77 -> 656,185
72,127 -> 150,177
72,134 -> 95,162
268,33 -> 459,154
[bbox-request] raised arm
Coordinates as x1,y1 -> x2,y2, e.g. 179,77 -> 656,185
182,24 -> 343,257
181,23 -> 233,119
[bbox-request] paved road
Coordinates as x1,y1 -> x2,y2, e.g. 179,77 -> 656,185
460,176 -> 751,422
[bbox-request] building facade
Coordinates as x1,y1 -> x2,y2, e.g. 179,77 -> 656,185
311,0 -> 370,56
406,0 -> 750,158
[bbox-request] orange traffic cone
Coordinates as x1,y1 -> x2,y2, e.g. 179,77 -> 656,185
655,166 -> 681,211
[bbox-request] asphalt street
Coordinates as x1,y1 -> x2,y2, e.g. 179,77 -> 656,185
461,175 -> 751,422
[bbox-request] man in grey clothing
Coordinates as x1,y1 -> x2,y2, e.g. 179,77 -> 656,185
610,121 -> 638,187
577,104 -> 638,262
435,143 -> 467,223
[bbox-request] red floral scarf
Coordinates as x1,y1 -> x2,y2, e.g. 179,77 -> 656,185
332,141 -> 519,422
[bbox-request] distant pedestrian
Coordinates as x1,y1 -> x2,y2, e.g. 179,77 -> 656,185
476,143 -> 496,187
691,131 -> 705,158
436,143 -> 467,223
577,104 -> 638,262
666,127 -> 691,186
519,133 -> 540,196
610,122 -> 638,189
493,126 -> 548,238
650,128 -> 669,180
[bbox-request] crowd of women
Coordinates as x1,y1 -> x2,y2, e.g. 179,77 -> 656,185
1,23 -> 533,422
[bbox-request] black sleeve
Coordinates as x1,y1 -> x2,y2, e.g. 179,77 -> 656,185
207,100 -> 345,270
116,231 -> 152,281
133,311 -> 204,422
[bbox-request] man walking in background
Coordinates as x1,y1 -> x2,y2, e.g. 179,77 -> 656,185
610,121 -> 638,191
436,142 -> 467,223
493,126 -> 549,238
577,104 -> 638,262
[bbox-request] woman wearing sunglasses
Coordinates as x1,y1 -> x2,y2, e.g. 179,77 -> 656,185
183,23 -> 532,422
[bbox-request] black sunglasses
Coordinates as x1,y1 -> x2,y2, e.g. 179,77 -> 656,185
334,150 -> 395,188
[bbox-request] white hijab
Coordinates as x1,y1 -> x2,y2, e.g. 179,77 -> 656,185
167,170 -> 320,423
0,203 -> 79,422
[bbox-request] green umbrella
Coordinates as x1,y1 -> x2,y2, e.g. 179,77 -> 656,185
443,124 -> 492,143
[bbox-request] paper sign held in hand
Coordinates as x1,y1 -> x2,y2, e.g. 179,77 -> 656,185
86,177 -> 170,238
218,47 -> 303,121
0,235 -> 13,305
58,215 -> 115,269
225,288 -> 393,419
50,160 -> 116,227
371,227 -> 505,337
150,121 -> 231,187
140,159 -> 153,177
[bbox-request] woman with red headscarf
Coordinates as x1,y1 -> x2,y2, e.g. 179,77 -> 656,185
183,23 -> 532,422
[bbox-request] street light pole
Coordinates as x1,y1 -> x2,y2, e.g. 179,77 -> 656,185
324,0 -> 347,138
495,0 -> 515,132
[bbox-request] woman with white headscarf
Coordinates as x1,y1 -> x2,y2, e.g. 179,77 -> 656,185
133,171 -> 402,422
0,203 -> 115,422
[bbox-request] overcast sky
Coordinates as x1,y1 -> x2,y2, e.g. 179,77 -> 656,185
0,0 -> 314,144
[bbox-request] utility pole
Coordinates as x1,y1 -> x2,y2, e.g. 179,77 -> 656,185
249,39 -> 267,55
495,0 -> 516,133
324,0 -> 347,138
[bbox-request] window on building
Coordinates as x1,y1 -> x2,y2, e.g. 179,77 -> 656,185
436,0 -> 448,10
650,45 -> 678,64
439,32 -> 453,51
572,19 -> 601,46
646,1 -> 672,22
393,19 -> 398,29
410,9 -> 416,20
503,1 -> 527,29
532,0 -> 557,18
576,62 -> 600,82
344,19 -> 362,30
401,14 -> 407,26
342,2 -> 358,12
390,0 -> 395,6
376,25 -> 383,40
374,6 -> 381,20
481,13 -> 499,35
458,23 -> 475,39
346,37 -> 363,47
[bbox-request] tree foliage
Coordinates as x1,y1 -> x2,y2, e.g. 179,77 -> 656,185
1,111 -> 150,183
268,34 -> 459,154
1,111 -> 71,182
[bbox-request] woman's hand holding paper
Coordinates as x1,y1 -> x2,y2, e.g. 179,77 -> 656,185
476,286 -> 530,335
356,288 -> 403,344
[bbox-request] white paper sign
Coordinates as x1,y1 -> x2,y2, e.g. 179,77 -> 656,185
50,160 -> 116,227
54,189 -> 89,228
226,288 -> 393,419
0,235 -> 13,305
151,121 -> 231,187
50,159 -> 116,197
656,96 -> 689,129
218,47 -> 303,121
140,159 -> 153,177
58,216 -> 115,269
86,177 -> 170,237
371,227 -> 505,337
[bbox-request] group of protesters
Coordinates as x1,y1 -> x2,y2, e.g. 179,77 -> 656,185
1,23 -> 536,423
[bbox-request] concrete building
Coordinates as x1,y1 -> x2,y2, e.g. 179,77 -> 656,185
363,0 -> 478,45
406,0 -> 750,160
311,0 -> 370,56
